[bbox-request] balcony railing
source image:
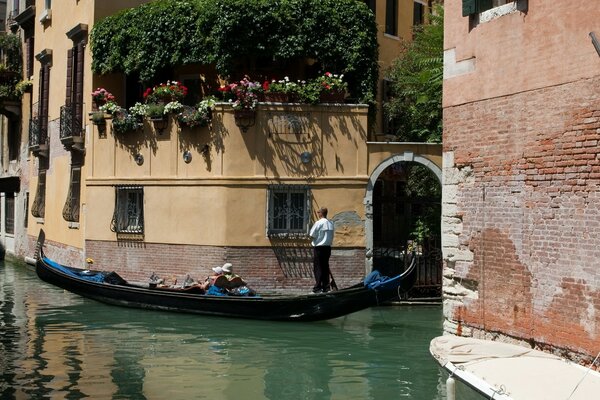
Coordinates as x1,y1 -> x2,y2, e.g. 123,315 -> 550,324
28,116 -> 48,157
60,104 -> 84,151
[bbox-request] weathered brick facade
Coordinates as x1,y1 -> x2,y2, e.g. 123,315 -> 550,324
443,1 -> 600,363
444,77 -> 600,360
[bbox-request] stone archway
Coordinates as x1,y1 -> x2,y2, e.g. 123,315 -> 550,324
363,150 -> 442,274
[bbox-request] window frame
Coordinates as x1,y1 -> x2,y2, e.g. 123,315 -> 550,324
111,186 -> 145,236
385,0 -> 398,36
266,184 -> 311,237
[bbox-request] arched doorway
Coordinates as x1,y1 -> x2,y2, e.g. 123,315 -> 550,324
364,152 -> 442,300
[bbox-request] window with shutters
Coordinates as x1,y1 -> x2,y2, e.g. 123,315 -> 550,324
111,186 -> 144,237
34,49 -> 51,149
62,165 -> 81,223
267,185 -> 311,236
64,25 -> 87,141
385,0 -> 398,36
24,192 -> 29,228
5,193 -> 15,235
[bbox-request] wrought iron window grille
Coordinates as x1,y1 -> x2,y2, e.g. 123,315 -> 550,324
110,185 -> 144,240
266,184 -> 311,236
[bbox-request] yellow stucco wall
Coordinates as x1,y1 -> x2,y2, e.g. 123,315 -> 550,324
86,104 -> 371,248
26,1 -> 152,249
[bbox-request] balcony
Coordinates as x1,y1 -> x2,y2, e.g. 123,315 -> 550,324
29,116 -> 48,157
60,104 -> 84,151
13,1 -> 36,31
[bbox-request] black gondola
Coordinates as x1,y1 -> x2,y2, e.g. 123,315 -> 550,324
34,230 -> 417,321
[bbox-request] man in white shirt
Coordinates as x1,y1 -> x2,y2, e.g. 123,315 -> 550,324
309,207 -> 335,293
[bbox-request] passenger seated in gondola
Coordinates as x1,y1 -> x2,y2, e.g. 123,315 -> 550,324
221,263 -> 246,288
198,266 -> 229,295
221,263 -> 256,296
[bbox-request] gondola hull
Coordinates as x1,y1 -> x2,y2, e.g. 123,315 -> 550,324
34,232 -> 416,322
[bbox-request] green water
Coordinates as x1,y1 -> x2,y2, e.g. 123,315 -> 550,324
0,259 -> 483,399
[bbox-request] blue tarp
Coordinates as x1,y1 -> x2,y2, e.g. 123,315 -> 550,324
43,257 -> 107,283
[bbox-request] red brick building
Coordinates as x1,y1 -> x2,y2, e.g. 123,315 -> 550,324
442,0 -> 600,363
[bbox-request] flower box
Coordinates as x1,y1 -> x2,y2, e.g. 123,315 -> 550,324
319,90 -> 346,103
264,92 -> 291,103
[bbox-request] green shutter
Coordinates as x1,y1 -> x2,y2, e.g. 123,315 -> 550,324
477,0 -> 494,13
462,0 -> 477,16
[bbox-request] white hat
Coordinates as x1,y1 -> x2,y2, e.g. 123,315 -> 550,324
212,266 -> 223,274
222,263 -> 233,273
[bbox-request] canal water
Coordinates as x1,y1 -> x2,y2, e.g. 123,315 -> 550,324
0,258 -> 483,399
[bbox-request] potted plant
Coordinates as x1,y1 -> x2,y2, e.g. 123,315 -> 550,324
146,103 -> 166,121
220,77 -> 261,132
91,87 -> 115,110
110,102 -> 147,134
177,97 -> 215,128
316,72 -> 348,103
112,111 -> 142,134
143,80 -> 188,104
15,80 -> 33,96
262,77 -> 301,103
91,111 -> 106,125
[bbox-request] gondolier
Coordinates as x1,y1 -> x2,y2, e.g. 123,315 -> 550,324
309,207 -> 335,293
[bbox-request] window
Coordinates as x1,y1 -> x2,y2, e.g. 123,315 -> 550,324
267,185 -> 311,236
24,192 -> 29,228
62,166 -> 81,222
5,193 -> 14,235
462,0 -> 525,17
413,1 -> 426,26
363,0 -> 376,14
385,0 -> 397,36
111,186 -> 144,235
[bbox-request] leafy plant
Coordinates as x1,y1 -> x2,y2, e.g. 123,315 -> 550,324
91,87 -> 115,104
0,34 -> 22,74
164,101 -> 183,114
143,81 -> 188,103
91,111 -> 106,124
220,77 -> 261,110
15,80 -> 33,96
263,77 -> 301,95
316,72 -> 348,93
146,103 -> 166,119
99,101 -> 120,115
90,0 -> 378,105
112,111 -> 142,134
128,102 -> 149,121
384,5 -> 443,143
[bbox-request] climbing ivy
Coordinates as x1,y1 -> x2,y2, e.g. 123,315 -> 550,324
90,0 -> 378,103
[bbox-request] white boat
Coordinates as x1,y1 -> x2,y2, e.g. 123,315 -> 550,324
430,336 -> 600,400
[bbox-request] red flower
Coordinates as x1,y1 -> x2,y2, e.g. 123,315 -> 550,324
262,80 -> 270,91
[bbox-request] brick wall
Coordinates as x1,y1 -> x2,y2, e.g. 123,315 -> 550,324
85,240 -> 365,292
443,76 -> 600,362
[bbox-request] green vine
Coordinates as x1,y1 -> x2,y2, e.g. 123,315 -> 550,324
90,0 -> 378,104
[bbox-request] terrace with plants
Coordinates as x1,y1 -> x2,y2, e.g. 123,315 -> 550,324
89,0 -> 378,119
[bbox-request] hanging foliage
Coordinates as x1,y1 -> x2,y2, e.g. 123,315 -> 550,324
384,5 -> 443,143
90,0 -> 378,104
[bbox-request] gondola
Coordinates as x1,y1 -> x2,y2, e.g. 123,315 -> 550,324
34,230 -> 417,321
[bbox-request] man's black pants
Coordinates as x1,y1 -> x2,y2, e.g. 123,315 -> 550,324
313,246 -> 331,291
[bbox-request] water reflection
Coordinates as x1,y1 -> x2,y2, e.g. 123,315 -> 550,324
0,260 -> 473,399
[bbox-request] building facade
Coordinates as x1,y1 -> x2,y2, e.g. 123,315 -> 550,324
0,0 -> 443,293
442,0 -> 600,362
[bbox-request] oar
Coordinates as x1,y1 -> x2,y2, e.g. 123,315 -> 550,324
329,271 -> 339,291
